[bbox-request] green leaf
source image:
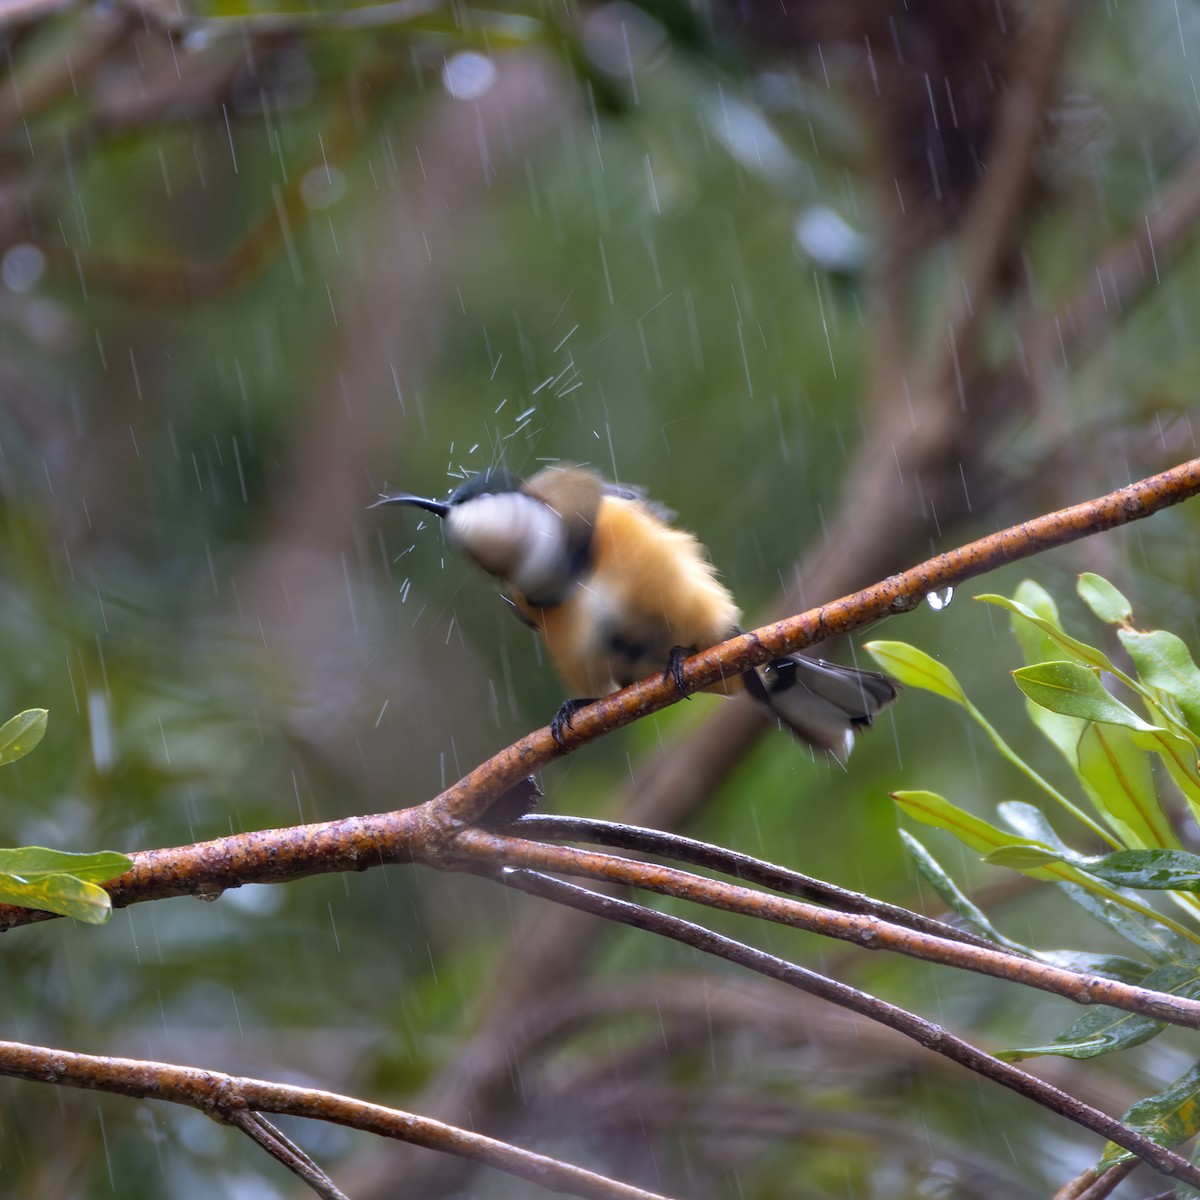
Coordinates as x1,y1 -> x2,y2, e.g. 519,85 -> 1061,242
1024,703 -> 1088,770
1013,662 -> 1156,730
984,845 -> 1064,868
1101,1056 -> 1200,1170
1012,580 -> 1061,620
995,800 -> 1200,946
1076,849 -> 1200,891
0,709 -> 48,767
978,593 -> 1114,671
863,641 -> 966,703
869,638 -> 1115,846
897,830 -> 1031,953
988,845 -> 1200,891
892,792 -> 1076,883
1077,573 -> 1133,625
893,791 -> 1047,863
1058,882 -> 1189,961
1008,581 -> 1065,665
1001,1010 -> 1160,1060
1132,728 -> 1200,820
0,849 -> 130,924
899,796 -> 1163,919
1118,628 -> 1200,736
896,797 -> 1200,953
0,872 -> 114,924
0,848 -> 132,884
1002,962 -> 1200,1061
996,800 -> 1072,848
1075,723 -> 1178,848
990,589 -> 1094,765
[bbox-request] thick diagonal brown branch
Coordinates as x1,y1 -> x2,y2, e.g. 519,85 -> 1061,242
0,457 -> 1194,933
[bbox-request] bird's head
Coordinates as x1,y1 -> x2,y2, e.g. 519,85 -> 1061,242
375,467 -> 599,605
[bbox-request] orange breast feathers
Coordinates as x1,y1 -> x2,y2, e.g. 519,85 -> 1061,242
517,494 -> 743,698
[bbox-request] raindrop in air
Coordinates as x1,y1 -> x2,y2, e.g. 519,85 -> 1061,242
794,207 -> 868,273
2,244 -> 44,293
300,165 -> 346,211
87,690 -> 115,773
181,27 -> 216,53
926,587 -> 955,611
442,52 -> 497,101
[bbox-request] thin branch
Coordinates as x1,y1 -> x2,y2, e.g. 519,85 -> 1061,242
0,5 -> 132,138
1026,142 -> 1200,371
485,866 -> 1200,1189
224,1111 -> 350,1200
513,813 -> 1003,951
917,0 -> 1079,392
1053,1162 -> 1137,1200
43,94 -> 367,303
0,1040 -> 673,1200
449,827 -> 1200,1029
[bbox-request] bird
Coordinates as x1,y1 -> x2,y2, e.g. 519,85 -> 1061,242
375,464 -> 896,755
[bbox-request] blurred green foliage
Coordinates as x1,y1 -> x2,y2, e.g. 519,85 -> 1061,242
874,574 -> 1200,1182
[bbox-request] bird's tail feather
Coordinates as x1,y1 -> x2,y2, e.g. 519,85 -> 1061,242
741,655 -> 898,756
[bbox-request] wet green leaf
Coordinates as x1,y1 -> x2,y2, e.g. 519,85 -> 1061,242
1058,882 -> 1189,961
898,830 -> 1031,952
1131,728 -> 1200,819
864,641 -> 966,703
1077,573 -> 1133,625
1101,1057 -> 1200,1170
1002,962 -> 1200,1061
1007,581 -> 1065,665
1076,723 -> 1177,848
989,844 -> 1200,891
1013,662 -> 1156,730
893,792 -> 1074,883
1077,849 -> 1200,891
0,709 -> 48,767
1119,628 -> 1200,736
979,593 -> 1114,671
0,872 -> 114,924
0,848 -> 132,884
984,845 -> 1064,868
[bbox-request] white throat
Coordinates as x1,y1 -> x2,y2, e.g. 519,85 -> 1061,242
444,492 -> 579,604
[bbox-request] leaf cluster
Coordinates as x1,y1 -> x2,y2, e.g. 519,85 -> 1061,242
869,575 -> 1200,1177
0,710 -> 130,924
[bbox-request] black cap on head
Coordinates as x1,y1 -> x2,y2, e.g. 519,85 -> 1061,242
447,468 -> 520,505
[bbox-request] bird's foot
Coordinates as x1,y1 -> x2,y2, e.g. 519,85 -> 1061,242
550,698 -> 595,748
663,646 -> 692,697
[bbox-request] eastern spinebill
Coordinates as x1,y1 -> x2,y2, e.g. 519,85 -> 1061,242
375,465 -> 896,755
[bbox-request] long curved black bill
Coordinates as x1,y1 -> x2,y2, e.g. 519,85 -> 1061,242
369,492 -> 451,517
